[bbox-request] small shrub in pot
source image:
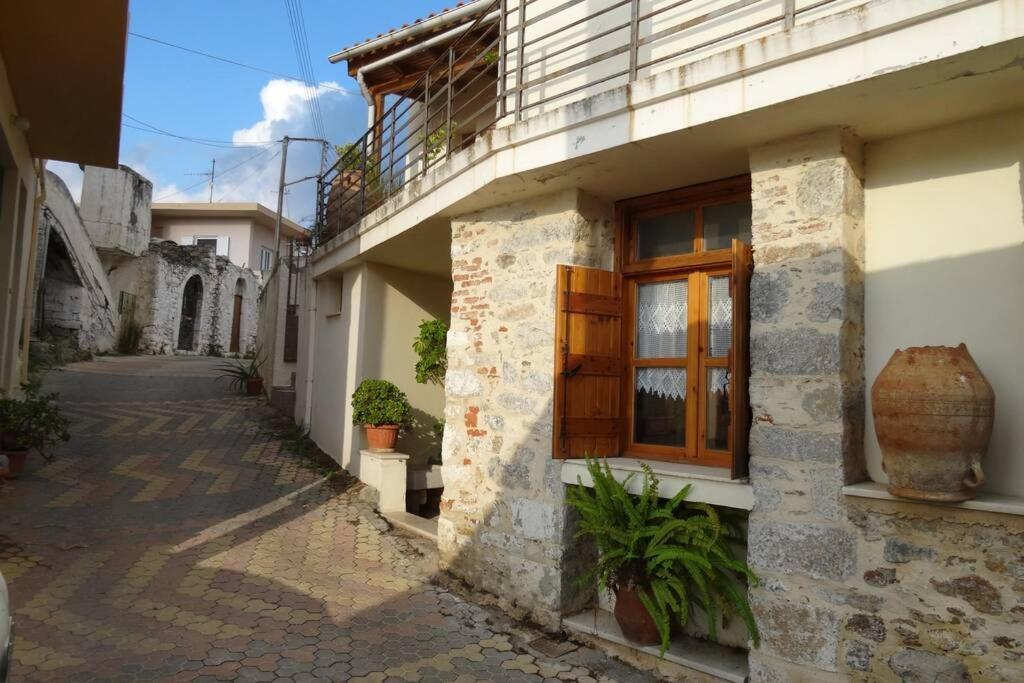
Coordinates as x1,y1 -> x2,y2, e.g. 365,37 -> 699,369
351,379 -> 410,452
0,384 -> 71,478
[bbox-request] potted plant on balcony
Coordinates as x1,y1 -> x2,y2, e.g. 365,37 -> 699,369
566,457 -> 760,654
0,385 -> 70,478
351,379 -> 410,452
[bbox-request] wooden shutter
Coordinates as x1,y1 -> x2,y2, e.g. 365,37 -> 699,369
283,305 -> 299,362
553,265 -> 623,459
731,240 -> 753,479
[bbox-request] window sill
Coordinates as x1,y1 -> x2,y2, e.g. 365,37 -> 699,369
560,457 -> 753,510
324,311 -> 343,319
843,481 -> 1024,517
563,608 -> 748,683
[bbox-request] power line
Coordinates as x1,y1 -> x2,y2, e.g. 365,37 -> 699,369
214,150 -> 282,202
283,0 -> 328,143
123,115 -> 278,149
128,31 -> 346,94
154,147 -> 277,202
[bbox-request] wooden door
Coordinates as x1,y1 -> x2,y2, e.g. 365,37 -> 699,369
230,294 -> 242,353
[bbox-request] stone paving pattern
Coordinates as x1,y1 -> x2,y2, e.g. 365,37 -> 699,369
0,357 -> 654,682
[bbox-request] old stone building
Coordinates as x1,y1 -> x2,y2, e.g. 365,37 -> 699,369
33,165 -> 263,359
261,1 -> 1024,680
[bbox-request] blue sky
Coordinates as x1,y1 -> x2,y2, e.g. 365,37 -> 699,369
49,0 -> 450,226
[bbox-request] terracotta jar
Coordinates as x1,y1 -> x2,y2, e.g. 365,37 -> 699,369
871,344 -> 994,502
613,585 -> 660,646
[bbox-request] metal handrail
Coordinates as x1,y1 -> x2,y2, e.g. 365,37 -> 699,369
314,0 -> 836,246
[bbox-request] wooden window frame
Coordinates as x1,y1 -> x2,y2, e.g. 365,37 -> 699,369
616,175 -> 752,476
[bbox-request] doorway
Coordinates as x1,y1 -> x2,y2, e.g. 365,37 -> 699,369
177,275 -> 203,351
230,278 -> 245,353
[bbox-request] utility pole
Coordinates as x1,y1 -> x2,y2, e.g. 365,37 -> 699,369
273,136 -> 290,263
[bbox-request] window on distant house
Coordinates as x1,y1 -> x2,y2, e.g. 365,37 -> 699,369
195,237 -> 218,251
260,247 -> 274,271
553,176 -> 753,477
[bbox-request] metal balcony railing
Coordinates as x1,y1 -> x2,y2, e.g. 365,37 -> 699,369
314,0 -> 838,246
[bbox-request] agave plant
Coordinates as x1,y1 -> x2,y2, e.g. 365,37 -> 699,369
566,457 -> 760,654
215,354 -> 263,393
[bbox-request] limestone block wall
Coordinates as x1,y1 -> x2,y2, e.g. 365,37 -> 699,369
439,188 -> 613,627
746,129 -> 1024,682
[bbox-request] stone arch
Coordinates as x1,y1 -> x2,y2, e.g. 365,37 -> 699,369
176,274 -> 203,351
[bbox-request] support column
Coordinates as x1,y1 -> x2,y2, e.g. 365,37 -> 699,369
745,129 -> 866,678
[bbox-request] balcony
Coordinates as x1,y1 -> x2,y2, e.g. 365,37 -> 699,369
313,0 -> 998,247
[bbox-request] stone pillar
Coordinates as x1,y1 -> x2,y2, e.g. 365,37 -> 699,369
439,188 -> 612,627
745,129 -> 866,678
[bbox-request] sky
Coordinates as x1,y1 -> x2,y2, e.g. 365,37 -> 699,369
48,0 -> 450,227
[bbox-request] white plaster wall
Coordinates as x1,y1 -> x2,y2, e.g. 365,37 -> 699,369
361,263 -> 452,466
864,109 -> 1024,496
79,165 -> 151,257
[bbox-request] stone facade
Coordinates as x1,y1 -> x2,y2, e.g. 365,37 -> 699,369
745,129 -> 1024,681
114,241 -> 260,357
439,188 -> 613,627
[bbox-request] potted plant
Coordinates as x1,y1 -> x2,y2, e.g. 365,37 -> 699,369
0,385 -> 71,478
216,354 -> 264,395
351,379 -> 410,452
566,458 -> 760,654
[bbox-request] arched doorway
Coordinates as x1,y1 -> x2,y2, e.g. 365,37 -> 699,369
177,275 -> 203,351
230,278 -> 246,353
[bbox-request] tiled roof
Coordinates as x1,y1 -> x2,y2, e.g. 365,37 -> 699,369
336,2 -> 484,56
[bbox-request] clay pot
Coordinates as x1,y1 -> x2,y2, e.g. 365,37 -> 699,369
1,450 -> 29,479
246,377 -> 263,396
613,584 -> 660,646
871,344 -> 994,502
365,424 -> 399,452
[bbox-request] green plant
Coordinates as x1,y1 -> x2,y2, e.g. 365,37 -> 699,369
0,384 -> 71,461
116,317 -> 144,354
481,48 -> 500,65
422,122 -> 458,162
215,354 -> 263,392
566,457 -> 759,654
413,319 -> 449,385
350,379 -> 411,427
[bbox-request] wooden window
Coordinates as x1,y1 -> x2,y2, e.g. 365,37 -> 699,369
553,176 -> 752,478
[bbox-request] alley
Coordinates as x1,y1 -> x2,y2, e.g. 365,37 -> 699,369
0,357 -> 652,682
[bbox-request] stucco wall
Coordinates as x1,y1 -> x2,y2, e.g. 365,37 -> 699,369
361,263 -> 451,466
439,188 -> 613,627
79,165 -> 151,258
864,109 -> 1024,497
152,217 -> 257,270
309,269 -> 356,465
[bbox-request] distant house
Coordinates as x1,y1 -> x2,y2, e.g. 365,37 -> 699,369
151,203 -> 307,272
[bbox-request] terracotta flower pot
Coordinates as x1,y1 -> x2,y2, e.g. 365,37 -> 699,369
2,450 -> 29,479
613,584 -> 660,646
364,424 -> 399,452
246,377 -> 263,396
872,344 -> 994,502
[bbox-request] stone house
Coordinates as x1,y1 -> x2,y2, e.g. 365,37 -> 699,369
265,1 -> 1024,680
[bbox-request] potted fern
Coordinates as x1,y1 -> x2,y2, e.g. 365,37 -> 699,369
566,458 -> 759,654
351,379 -> 410,452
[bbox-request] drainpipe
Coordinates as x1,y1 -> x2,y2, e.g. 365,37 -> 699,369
19,160 -> 46,385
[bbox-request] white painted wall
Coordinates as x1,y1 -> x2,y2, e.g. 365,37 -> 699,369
864,109 -> 1024,496
152,217 -> 256,269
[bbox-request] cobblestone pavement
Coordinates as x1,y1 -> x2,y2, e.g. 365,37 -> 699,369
0,357 -> 654,682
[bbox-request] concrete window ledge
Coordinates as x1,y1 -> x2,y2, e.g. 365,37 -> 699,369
843,481 -> 1024,517
563,608 -> 748,683
561,458 -> 753,510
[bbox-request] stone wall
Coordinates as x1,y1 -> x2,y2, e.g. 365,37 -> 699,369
439,188 -> 613,627
118,241 -> 260,356
745,129 -> 1024,681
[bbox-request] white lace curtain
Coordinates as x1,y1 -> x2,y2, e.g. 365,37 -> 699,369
636,281 -> 687,400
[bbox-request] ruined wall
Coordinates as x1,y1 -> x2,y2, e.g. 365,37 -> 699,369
745,128 -> 1024,682
439,188 -> 613,627
36,171 -> 116,352
122,241 -> 260,356
79,165 -> 151,260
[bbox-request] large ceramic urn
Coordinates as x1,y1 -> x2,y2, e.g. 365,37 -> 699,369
871,344 -> 994,502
